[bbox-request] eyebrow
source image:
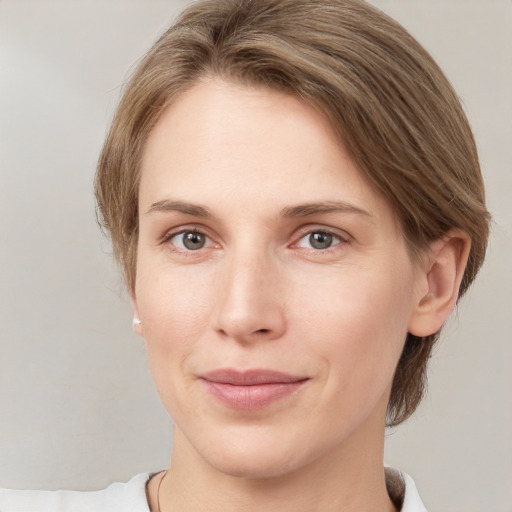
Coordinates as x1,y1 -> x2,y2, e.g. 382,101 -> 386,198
146,199 -> 372,221
147,200 -> 211,217
280,201 -> 373,220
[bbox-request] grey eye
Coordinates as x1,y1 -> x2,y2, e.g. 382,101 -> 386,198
183,231 -> 206,250
172,231 -> 207,250
308,232 -> 334,249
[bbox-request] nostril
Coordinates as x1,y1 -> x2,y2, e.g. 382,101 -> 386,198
256,329 -> 270,334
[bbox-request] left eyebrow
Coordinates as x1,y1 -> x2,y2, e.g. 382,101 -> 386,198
280,201 -> 373,221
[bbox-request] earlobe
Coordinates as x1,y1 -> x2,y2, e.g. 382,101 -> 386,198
130,292 -> 144,337
408,229 -> 471,337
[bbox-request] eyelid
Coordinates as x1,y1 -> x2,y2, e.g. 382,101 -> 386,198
290,225 -> 352,250
158,223 -> 351,251
160,224 -> 219,248
293,225 -> 351,241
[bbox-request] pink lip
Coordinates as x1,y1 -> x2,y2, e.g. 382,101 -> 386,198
200,369 -> 308,410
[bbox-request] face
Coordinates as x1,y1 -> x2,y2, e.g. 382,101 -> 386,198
133,78 -> 425,478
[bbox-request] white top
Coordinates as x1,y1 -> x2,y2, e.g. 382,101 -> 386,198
0,468 -> 427,511
0,474 -> 151,512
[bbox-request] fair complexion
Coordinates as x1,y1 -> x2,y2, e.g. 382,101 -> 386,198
133,78 -> 469,512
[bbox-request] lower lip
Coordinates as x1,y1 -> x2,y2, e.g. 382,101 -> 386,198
203,380 -> 306,410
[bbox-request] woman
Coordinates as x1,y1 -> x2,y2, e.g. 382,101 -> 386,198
0,0 -> 490,510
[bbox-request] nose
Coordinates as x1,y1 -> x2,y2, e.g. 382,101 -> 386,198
212,250 -> 287,343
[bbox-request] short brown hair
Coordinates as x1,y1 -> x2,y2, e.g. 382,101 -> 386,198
95,0 -> 490,426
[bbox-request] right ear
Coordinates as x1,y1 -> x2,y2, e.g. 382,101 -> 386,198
130,292 -> 144,337
407,229 -> 470,337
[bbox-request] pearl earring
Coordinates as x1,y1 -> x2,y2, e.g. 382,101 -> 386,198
132,318 -> 142,329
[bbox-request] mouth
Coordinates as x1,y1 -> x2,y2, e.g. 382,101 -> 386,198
200,369 -> 309,410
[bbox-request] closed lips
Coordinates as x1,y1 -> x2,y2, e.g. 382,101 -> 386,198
200,369 -> 308,385
200,369 -> 309,410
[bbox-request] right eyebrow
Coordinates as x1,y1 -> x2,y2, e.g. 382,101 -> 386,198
146,200 -> 211,217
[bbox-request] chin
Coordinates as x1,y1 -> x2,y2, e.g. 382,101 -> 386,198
207,450 -> 301,480
193,426 -> 319,480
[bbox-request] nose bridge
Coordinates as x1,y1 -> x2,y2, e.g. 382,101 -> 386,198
213,241 -> 286,341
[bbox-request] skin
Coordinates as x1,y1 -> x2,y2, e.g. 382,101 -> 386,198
132,78 -> 469,512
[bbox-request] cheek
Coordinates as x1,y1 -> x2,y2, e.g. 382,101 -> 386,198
294,262 -> 414,388
134,264 -> 219,420
136,262 -> 215,369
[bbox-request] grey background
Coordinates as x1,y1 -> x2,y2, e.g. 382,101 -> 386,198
1,1 -> 511,511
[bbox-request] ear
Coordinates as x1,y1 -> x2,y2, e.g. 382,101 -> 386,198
408,229 -> 471,337
130,290 -> 144,337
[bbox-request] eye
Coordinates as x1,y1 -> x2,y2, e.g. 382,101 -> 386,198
296,230 -> 343,250
168,230 -> 210,251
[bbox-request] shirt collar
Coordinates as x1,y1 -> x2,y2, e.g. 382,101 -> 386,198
385,467 -> 428,512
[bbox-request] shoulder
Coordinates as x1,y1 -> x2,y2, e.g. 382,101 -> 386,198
385,467 -> 428,512
0,473 -> 151,512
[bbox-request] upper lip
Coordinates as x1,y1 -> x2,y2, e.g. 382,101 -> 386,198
200,369 -> 308,385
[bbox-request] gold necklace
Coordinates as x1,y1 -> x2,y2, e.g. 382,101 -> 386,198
156,470 -> 168,512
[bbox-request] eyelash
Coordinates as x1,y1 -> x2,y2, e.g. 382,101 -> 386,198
160,227 -> 216,252
291,227 -> 351,255
160,226 -> 350,253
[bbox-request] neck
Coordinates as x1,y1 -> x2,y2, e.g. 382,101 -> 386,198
156,426 -> 397,512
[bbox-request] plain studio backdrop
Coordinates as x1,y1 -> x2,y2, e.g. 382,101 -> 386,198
0,1 -> 511,511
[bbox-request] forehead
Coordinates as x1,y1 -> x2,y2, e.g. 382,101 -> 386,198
139,78 -> 394,225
